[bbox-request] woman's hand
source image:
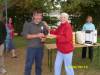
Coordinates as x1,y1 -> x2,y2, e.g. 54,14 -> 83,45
47,34 -> 56,39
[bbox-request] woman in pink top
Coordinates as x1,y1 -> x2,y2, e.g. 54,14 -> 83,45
5,17 -> 17,58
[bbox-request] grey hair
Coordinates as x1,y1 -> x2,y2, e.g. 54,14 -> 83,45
60,12 -> 69,20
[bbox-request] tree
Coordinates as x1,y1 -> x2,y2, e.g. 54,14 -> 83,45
60,0 -> 100,31
5,0 -> 59,35
0,0 -> 4,18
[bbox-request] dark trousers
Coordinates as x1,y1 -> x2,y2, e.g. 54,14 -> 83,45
82,47 -> 93,61
24,47 -> 43,75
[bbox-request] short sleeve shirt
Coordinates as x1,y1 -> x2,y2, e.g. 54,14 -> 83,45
22,21 -> 47,48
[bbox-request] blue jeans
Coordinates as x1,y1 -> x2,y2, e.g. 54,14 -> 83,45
5,39 -> 15,51
54,51 -> 74,75
24,47 -> 44,75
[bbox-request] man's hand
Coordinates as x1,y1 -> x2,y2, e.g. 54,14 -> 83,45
37,33 -> 45,38
26,33 -> 45,40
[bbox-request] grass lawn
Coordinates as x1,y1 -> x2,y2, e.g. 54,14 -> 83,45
12,36 -> 100,75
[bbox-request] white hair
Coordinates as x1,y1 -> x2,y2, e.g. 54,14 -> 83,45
60,12 -> 69,20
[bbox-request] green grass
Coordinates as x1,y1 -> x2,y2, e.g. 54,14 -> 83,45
97,37 -> 100,43
14,36 -> 27,48
14,36 -> 56,48
14,36 -> 100,48
13,36 -> 100,70
73,37 -> 100,70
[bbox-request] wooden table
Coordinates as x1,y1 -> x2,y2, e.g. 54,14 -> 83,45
45,43 -> 100,72
46,43 -> 100,49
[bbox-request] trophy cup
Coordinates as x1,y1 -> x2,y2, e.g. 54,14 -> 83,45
40,26 -> 48,42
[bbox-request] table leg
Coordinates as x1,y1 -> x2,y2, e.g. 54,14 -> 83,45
50,50 -> 53,72
97,46 -> 100,63
48,49 -> 53,72
48,49 -> 50,69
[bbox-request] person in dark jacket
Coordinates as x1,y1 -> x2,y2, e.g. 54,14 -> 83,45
5,17 -> 17,58
0,19 -> 7,74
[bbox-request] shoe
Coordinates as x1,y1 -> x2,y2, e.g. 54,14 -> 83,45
11,56 -> 17,58
0,68 -> 7,74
